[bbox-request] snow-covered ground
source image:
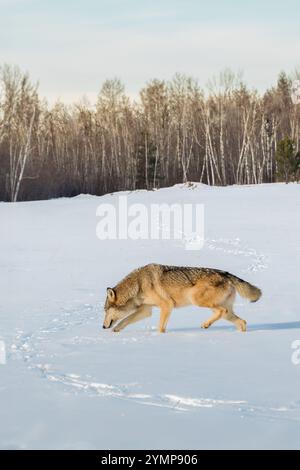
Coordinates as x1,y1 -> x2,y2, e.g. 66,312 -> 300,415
1,183 -> 300,449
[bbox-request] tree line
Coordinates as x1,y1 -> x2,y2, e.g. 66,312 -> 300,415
0,65 -> 300,202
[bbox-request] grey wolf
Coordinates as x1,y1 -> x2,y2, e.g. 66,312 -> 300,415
103,264 -> 262,333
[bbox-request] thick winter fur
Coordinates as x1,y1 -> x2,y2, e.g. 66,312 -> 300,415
103,264 -> 262,333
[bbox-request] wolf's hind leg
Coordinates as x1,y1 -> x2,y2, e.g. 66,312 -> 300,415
113,305 -> 152,332
201,307 -> 224,329
222,308 -> 247,332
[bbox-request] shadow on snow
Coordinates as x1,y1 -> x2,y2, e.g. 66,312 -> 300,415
168,321 -> 300,333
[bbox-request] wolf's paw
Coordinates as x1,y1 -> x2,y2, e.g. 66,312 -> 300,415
201,322 -> 210,329
237,320 -> 247,332
112,326 -> 121,333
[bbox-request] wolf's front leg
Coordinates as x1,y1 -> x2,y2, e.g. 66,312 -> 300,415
158,304 -> 173,333
112,305 -> 152,332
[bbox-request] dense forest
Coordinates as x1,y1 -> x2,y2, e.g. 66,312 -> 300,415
0,65 -> 300,202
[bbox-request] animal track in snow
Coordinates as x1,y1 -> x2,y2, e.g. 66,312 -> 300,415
32,367 -> 248,413
205,237 -> 268,272
11,301 -> 300,424
27,365 -> 300,421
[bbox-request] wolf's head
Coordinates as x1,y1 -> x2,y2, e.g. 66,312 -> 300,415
103,287 -> 133,329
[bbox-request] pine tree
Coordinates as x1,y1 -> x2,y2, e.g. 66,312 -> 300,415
277,71 -> 291,105
275,137 -> 295,183
293,151 -> 300,182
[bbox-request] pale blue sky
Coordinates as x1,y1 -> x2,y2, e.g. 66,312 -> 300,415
1,0 -> 299,103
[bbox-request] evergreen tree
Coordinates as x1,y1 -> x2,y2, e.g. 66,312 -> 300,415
277,71 -> 292,106
293,151 -> 300,182
276,136 -> 295,183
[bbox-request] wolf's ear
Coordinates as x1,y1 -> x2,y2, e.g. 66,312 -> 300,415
106,287 -> 116,302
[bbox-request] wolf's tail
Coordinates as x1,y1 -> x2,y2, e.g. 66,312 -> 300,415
228,274 -> 262,302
